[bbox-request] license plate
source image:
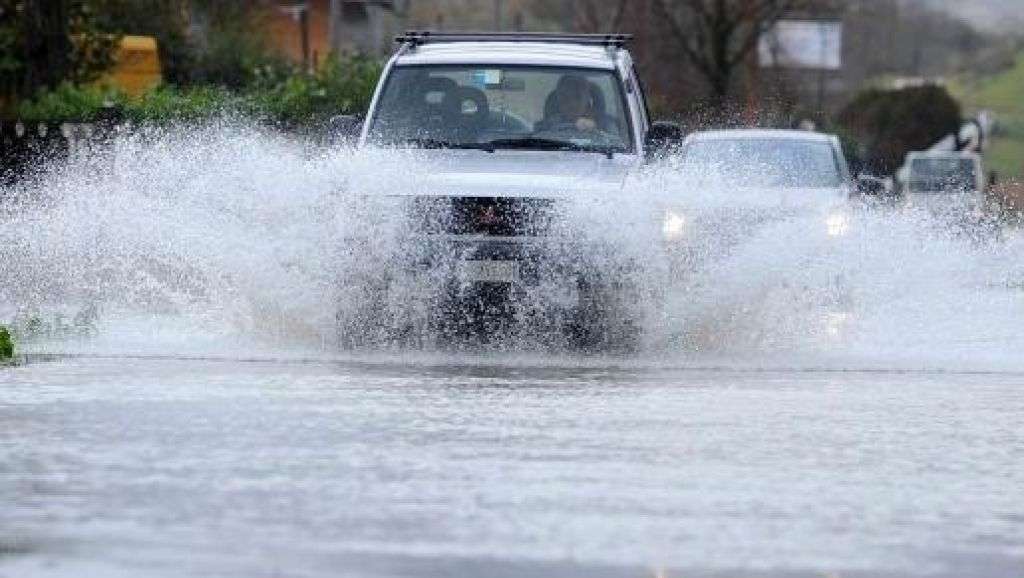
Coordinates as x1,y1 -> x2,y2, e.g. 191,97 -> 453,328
458,260 -> 520,283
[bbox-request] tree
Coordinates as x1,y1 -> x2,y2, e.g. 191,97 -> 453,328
0,0 -> 118,107
571,0 -> 629,32
837,85 -> 962,176
651,0 -> 810,107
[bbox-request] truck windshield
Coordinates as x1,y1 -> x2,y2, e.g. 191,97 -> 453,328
908,157 -> 977,193
680,138 -> 844,188
367,65 -> 633,154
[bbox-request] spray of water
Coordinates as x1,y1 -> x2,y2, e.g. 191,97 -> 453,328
1,122 -> 1022,369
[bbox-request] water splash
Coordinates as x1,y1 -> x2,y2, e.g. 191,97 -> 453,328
1,122 -> 1022,369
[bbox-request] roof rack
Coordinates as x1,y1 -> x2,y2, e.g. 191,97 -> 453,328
395,31 -> 633,48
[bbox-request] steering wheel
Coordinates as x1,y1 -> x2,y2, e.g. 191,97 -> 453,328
536,120 -> 617,144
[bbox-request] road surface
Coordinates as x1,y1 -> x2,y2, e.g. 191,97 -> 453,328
3,355 -> 1022,578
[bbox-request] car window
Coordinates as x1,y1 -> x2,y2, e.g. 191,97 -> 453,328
368,65 -> 634,153
680,138 -> 844,188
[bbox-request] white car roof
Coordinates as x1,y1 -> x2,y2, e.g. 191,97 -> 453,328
394,42 -> 619,70
906,150 -> 981,160
686,129 -> 836,143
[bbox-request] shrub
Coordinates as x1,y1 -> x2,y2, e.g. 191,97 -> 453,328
121,85 -> 238,123
11,54 -> 383,126
15,82 -> 118,122
248,54 -> 382,125
0,326 -> 13,360
837,85 -> 962,176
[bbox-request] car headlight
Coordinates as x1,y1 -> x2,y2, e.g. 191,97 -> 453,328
826,212 -> 850,237
662,210 -> 687,241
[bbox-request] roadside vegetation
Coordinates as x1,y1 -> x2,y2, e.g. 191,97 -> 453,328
0,326 -> 14,362
2,1 -> 381,126
14,54 -> 381,126
836,85 -> 962,176
950,51 -> 1024,181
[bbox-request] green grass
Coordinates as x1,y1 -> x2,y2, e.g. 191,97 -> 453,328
0,326 -> 13,361
950,53 -> 1024,179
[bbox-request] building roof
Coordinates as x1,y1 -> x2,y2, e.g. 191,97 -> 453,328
394,41 -> 620,69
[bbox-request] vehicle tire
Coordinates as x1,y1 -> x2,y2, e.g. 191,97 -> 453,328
336,278 -> 385,349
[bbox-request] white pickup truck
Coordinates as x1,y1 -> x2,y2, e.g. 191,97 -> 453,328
334,32 -> 683,350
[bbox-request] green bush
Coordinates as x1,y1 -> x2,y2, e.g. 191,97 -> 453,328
121,85 -> 238,123
12,54 -> 383,126
0,326 -> 13,360
250,55 -> 382,125
16,82 -> 118,122
837,85 -> 962,176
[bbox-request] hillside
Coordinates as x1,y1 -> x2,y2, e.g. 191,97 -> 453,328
951,52 -> 1024,180
915,0 -> 1024,33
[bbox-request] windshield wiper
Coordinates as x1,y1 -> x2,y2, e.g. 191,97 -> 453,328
486,137 -> 616,159
399,138 -> 494,152
396,137 -> 618,158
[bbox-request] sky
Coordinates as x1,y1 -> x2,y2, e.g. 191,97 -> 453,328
914,0 -> 1024,33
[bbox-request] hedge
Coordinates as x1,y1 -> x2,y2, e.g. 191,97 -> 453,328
13,54 -> 382,126
0,326 -> 13,361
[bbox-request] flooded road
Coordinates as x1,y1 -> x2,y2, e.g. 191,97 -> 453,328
2,128 -> 1024,576
3,356 -> 1022,578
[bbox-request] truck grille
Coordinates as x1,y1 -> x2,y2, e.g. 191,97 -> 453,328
408,196 -> 556,237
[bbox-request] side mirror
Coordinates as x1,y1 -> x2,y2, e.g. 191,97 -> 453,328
328,114 -> 364,142
645,121 -> 683,159
856,175 -> 888,197
856,174 -> 897,202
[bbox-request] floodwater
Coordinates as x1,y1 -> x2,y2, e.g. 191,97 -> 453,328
2,357 -> 1023,577
2,125 -> 1023,577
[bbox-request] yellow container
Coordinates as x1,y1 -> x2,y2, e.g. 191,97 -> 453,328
94,35 -> 163,97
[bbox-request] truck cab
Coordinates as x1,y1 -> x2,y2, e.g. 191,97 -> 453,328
896,151 -> 990,227
899,151 -> 985,202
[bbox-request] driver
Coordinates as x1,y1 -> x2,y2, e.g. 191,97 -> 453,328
543,75 -> 600,132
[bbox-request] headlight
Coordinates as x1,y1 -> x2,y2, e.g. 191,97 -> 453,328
662,210 -> 687,241
826,212 -> 850,237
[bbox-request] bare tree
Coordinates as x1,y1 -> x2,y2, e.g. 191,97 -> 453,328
573,0 -> 629,32
652,0 -> 809,105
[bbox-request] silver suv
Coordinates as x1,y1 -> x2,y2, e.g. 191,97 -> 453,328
335,32 -> 681,349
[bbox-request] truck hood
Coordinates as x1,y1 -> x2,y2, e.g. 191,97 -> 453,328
351,148 -> 634,198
